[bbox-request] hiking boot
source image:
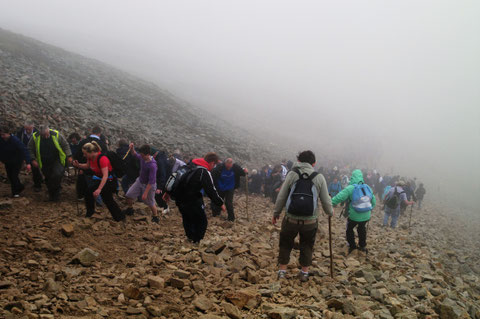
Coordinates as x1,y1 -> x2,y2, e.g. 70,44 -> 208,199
277,270 -> 287,280
124,207 -> 134,216
151,216 -> 160,224
13,194 -> 20,198
297,271 -> 309,282
162,208 -> 170,215
348,247 -> 357,255
85,211 -> 94,218
359,247 -> 369,254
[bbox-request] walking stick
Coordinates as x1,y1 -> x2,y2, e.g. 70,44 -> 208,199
122,148 -> 131,161
245,173 -> 250,221
408,205 -> 413,229
328,215 -> 334,279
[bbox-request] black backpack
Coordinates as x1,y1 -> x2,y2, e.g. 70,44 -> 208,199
97,151 -> 126,178
164,164 -> 204,200
385,187 -> 404,209
286,169 -> 319,217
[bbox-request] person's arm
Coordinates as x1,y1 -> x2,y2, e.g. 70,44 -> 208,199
273,171 -> 295,221
73,161 -> 89,170
371,191 -> 377,209
331,186 -> 352,207
145,163 -> 157,199
316,175 -> 333,216
201,169 -> 224,207
93,166 -> 109,198
235,164 -> 246,177
27,137 -> 38,168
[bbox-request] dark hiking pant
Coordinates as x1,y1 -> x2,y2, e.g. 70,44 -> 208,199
346,218 -> 368,249
155,192 -> 168,210
32,165 -> 43,188
85,178 -> 125,222
4,161 -> 24,196
278,218 -> 318,267
178,202 -> 208,243
41,160 -> 64,200
212,189 -> 235,221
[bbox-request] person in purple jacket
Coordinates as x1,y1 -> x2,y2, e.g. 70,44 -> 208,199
123,143 -> 159,223
1,125 -> 32,197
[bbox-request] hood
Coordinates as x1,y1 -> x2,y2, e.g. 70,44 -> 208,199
193,158 -> 211,171
349,169 -> 364,185
292,161 -> 315,174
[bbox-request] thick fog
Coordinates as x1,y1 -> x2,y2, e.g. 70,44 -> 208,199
1,0 -> 479,210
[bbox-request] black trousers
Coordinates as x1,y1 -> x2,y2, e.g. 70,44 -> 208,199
155,192 -> 168,209
85,178 -> 125,222
278,218 -> 318,267
177,201 -> 208,243
212,189 -> 235,221
32,165 -> 43,188
41,160 -> 64,198
4,161 -> 24,196
346,218 -> 368,249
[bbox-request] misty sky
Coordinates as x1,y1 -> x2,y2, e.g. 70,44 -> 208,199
1,0 -> 479,208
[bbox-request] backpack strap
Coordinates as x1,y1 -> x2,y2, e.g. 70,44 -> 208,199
292,168 -> 318,180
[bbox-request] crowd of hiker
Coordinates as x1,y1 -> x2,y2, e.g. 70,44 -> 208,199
1,121 -> 427,281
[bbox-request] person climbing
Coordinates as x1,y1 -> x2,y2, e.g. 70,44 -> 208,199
331,169 -> 376,255
248,169 -> 263,195
272,150 -> 333,282
383,181 -> 415,228
0,125 -> 31,198
28,124 -> 72,201
164,152 -> 225,244
211,158 -> 247,222
73,141 -> 125,221
116,139 -> 139,194
67,133 -> 82,157
123,144 -> 159,223
268,165 -> 284,203
16,121 -> 42,192
154,149 -> 170,215
328,176 -> 342,197
415,183 -> 426,210
280,159 -> 289,181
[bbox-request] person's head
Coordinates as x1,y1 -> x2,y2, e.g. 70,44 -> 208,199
252,169 -> 258,175
24,121 -> 34,134
419,183 -> 424,188
297,150 -> 316,167
38,124 -> 50,138
396,180 -> 406,187
204,152 -> 219,171
224,158 -> 234,170
82,141 -> 102,160
118,139 -> 128,148
92,126 -> 102,136
68,132 -> 81,145
138,144 -> 151,161
333,177 -> 338,183
0,125 -> 11,141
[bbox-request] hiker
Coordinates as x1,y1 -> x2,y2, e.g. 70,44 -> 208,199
170,155 -> 186,173
123,144 -> 159,223
28,125 -> 72,201
383,181 -> 415,228
268,165 -> 284,203
154,150 -> 170,214
164,152 -> 225,244
116,139 -> 139,194
272,150 -> 333,282
248,169 -> 263,195
211,158 -> 247,222
73,142 -> 125,221
280,159 -> 289,181
0,125 -> 31,197
415,183 -> 426,210
331,169 -> 376,255
328,177 -> 342,197
16,121 -> 42,192
68,132 -> 82,156
74,126 -> 109,200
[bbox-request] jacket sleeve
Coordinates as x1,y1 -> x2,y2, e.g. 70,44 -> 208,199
316,175 -> 333,216
201,170 -> 224,206
28,137 -> 37,162
273,171 -> 294,217
211,165 -> 221,188
234,164 -> 246,177
13,136 -> 31,163
58,134 -> 72,157
331,186 -> 353,207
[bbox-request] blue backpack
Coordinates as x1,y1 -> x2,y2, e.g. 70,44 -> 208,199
351,183 -> 373,213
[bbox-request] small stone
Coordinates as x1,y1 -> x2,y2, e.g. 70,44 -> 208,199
61,224 -> 74,237
170,277 -> 186,289
70,248 -> 99,266
147,276 -> 165,289
124,285 -> 141,299
268,307 -> 298,319
174,270 -> 191,279
193,295 -> 213,312
222,302 -> 242,319
0,281 -> 13,289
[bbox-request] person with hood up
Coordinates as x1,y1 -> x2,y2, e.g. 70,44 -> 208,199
331,169 -> 376,255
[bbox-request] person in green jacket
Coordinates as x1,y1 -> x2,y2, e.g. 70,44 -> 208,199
332,169 -> 376,255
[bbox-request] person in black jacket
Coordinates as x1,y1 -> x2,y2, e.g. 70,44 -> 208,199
16,121 -> 42,191
74,126 -> 108,200
116,139 -> 139,194
211,158 -> 247,222
153,149 -> 170,214
1,125 -> 32,197
165,152 -> 225,244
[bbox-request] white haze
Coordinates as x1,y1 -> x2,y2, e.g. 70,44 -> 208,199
1,0 -> 479,211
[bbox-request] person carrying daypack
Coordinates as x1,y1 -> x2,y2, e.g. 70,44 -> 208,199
331,169 -> 376,255
383,181 -> 414,228
164,153 -> 225,244
273,151 -> 333,282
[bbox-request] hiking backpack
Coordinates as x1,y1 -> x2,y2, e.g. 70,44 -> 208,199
385,187 -> 404,209
286,169 -> 319,217
97,151 -> 126,178
351,183 -> 373,213
164,164 -> 204,200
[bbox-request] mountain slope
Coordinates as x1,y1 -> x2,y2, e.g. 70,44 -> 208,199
0,28 -> 283,165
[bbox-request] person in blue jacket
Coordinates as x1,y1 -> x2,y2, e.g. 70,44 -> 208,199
328,177 -> 342,197
1,125 -> 31,197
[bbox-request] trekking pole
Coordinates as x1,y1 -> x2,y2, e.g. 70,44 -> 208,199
245,172 -> 250,221
328,216 -> 334,279
408,205 -> 413,229
122,148 -> 131,161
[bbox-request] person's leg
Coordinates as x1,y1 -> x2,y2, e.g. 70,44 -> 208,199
32,165 -> 43,190
178,204 -> 194,241
191,203 -> 208,243
211,190 -> 225,217
145,184 -> 159,222
357,221 -> 367,249
155,192 -> 168,210
76,172 -> 86,199
418,199 -> 422,210
346,219 -> 358,251
225,189 -> 235,221
84,179 -> 97,217
391,209 -> 400,228
43,161 -> 64,201
278,219 -> 299,271
101,179 -> 125,222
298,223 -> 318,273
5,162 -> 23,196
124,178 -> 142,215
383,210 -> 390,227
